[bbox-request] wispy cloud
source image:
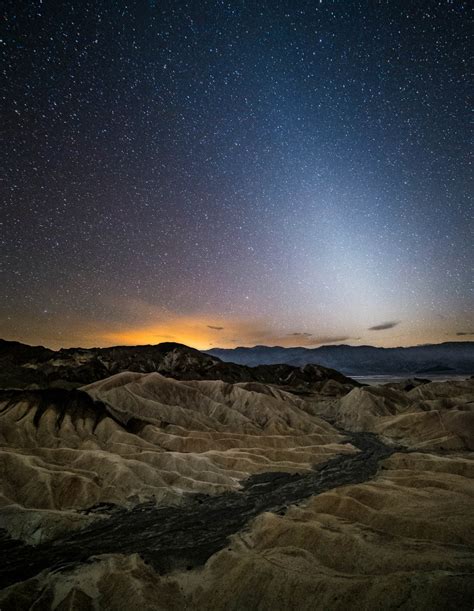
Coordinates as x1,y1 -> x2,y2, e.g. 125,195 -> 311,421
369,321 -> 400,331
456,331 -> 474,336
287,332 -> 313,337
207,325 -> 224,330
310,335 -> 354,345
281,333 -> 356,346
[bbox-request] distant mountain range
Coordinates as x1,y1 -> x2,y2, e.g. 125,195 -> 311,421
206,342 -> 474,376
2,340 -> 472,390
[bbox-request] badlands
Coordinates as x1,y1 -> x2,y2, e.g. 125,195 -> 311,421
0,341 -> 473,609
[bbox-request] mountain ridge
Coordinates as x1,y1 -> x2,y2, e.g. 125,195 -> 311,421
0,338 -> 357,394
226,341 -> 473,350
206,342 -> 474,376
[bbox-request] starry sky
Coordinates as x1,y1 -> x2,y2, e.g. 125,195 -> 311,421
2,0 -> 473,350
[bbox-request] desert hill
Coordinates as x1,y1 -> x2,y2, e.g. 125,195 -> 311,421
312,378 -> 474,451
0,373 -> 352,545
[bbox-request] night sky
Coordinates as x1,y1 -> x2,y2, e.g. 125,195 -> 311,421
2,0 -> 472,350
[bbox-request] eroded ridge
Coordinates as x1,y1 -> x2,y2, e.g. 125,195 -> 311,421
0,431 -> 394,589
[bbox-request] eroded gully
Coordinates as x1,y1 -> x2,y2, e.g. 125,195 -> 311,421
0,430 -> 397,589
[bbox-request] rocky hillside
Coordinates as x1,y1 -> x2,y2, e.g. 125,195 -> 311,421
0,339 -> 357,395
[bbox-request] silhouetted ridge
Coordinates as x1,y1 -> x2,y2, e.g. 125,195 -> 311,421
206,342 -> 474,375
0,339 -> 358,392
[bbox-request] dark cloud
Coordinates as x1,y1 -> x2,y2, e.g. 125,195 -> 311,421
287,332 -> 313,337
311,336 -> 353,344
287,334 -> 354,345
456,331 -> 474,336
207,325 -> 224,330
368,321 -> 400,331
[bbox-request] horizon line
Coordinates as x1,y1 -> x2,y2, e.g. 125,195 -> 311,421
2,337 -> 473,353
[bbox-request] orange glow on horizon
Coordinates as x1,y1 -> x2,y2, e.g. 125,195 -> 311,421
2,305 -> 468,351
100,316 -> 236,350
104,326 -> 215,350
